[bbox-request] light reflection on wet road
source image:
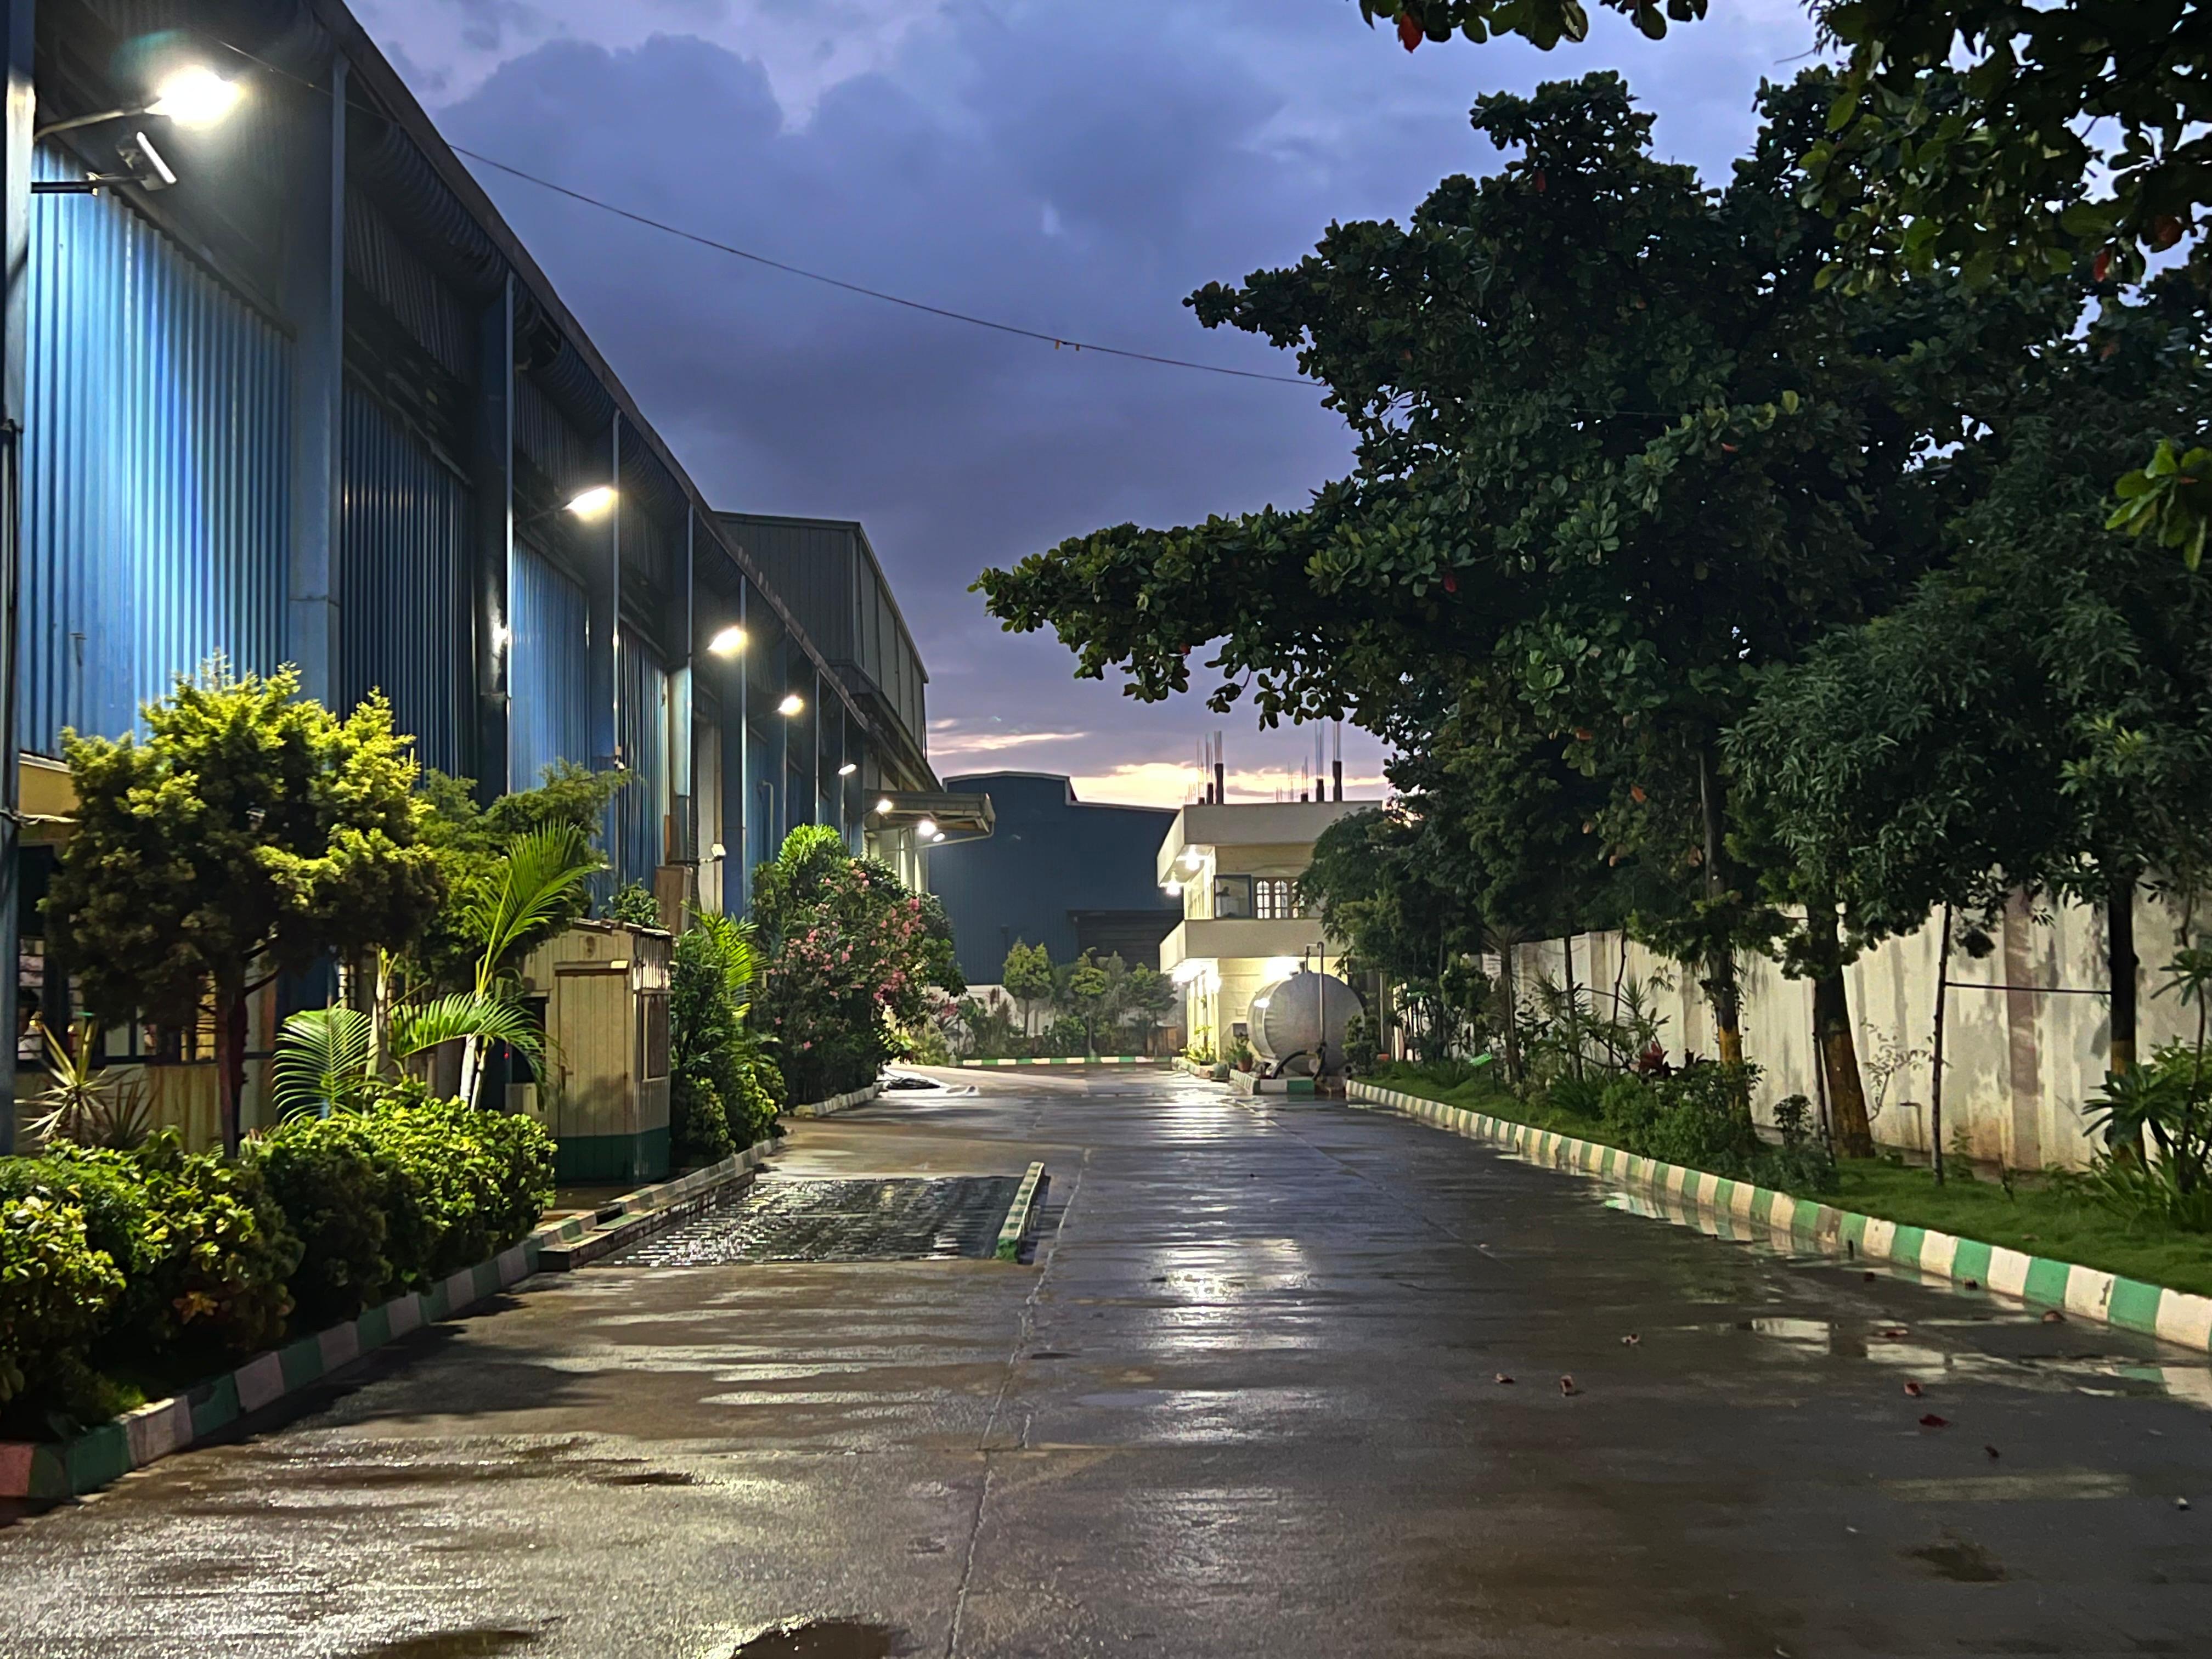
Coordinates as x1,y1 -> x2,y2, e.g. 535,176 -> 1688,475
3,1070 -> 2209,1657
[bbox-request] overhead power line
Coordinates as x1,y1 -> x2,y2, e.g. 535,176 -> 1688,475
449,146 -> 1321,388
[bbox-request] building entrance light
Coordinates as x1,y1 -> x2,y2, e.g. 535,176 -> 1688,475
146,67 -> 244,128
874,797 -> 894,816
915,818 -> 937,840
707,624 -> 746,656
777,692 -> 804,717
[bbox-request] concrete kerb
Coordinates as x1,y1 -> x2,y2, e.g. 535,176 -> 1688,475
1345,1079 -> 2212,1356
995,1161 -> 1048,1261
957,1056 -> 1167,1068
787,1081 -> 884,1119
0,1142 -> 777,1504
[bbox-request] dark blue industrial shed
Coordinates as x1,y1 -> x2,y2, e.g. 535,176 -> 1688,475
928,772 -> 1179,985
0,0 -> 960,1153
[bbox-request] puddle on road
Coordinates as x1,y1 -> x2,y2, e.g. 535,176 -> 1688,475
1905,1534 -> 2009,1582
726,1621 -> 903,1658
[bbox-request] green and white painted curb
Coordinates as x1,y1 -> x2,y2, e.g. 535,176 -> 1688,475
787,1081 -> 883,1119
958,1056 -> 1166,1068
995,1161 -> 1048,1261
1346,1080 -> 2212,1356
0,1145 -> 775,1504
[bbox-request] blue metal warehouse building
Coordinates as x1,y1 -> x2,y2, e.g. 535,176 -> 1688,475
927,772 -> 1180,986
0,0 -> 972,1149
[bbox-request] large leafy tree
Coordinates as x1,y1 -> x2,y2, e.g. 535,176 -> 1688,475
1736,283 -> 2212,1081
48,666 -> 444,1153
979,74 -> 2030,1136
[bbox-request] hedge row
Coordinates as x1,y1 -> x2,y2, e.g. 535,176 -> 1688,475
0,1086 -> 554,1431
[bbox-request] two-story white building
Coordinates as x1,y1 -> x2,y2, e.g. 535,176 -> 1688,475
1155,799 -> 1369,1058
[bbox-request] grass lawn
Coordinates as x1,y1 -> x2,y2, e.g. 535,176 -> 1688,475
1366,1068 -> 2212,1301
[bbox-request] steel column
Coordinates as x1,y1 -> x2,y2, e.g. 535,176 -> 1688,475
473,273 -> 513,804
0,0 -> 30,1153
285,53 -> 346,704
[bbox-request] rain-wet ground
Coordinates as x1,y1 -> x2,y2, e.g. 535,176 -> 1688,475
614,1176 -> 1023,1266
3,1069 -> 2211,1656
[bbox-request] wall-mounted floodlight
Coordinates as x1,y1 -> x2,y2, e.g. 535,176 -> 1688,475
837,761 -> 857,777
36,64 -> 243,143
146,67 -> 243,128
708,842 -> 727,860
777,693 -> 804,716
707,624 -> 746,657
564,485 -> 617,520
931,830 -> 946,843
916,818 -> 937,840
874,797 -> 894,816
1163,879 -> 1182,896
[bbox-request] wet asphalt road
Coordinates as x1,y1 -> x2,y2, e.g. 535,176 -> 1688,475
5,1068 -> 2212,1657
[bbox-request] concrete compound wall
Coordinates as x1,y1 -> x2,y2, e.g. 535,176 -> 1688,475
1510,888 -> 2199,1173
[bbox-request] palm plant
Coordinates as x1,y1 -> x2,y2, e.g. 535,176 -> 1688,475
26,1017 -> 150,1148
453,825 -> 597,1105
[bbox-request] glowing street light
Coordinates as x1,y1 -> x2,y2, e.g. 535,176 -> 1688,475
837,761 -> 857,777
707,624 -> 746,657
146,67 -> 243,128
564,485 -> 617,520
776,692 -> 804,717
874,798 -> 894,816
916,818 -> 937,840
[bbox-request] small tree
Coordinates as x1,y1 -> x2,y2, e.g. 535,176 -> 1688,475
1123,964 -> 1177,1054
48,665 -> 444,1154
1001,941 -> 1055,1039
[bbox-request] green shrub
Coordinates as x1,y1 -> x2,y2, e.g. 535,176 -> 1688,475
1600,1063 -> 1764,1176
0,1187 -> 125,1411
672,1070 -> 736,1167
1544,1075 -> 1606,1118
356,1085 -> 554,1284
47,1133 -> 300,1365
0,1155 -> 152,1282
1042,1017 -> 1090,1058
253,1114 -> 393,1327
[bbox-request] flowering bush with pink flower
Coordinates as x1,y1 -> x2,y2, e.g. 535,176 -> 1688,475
751,827 -> 963,1101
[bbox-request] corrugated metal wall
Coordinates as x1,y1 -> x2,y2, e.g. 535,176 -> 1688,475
338,387 -> 470,775
20,146 -> 291,754
616,626 -> 670,885
510,542 -> 592,793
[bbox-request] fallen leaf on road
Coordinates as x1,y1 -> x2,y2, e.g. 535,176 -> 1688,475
1494,1373 -> 1515,1385
1919,1413 -> 1950,1429
1560,1375 -> 1580,1396
2179,1497 -> 2192,1511
1985,1445 -> 2001,1459
1621,1334 -> 1641,1347
1903,1381 -> 1925,1397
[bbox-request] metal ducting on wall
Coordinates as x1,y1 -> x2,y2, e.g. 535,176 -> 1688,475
338,387 -> 470,775
509,541 -> 591,793
20,146 -> 291,754
615,625 -> 670,887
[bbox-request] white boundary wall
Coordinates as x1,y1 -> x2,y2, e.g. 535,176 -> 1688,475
1516,889 -> 2198,1173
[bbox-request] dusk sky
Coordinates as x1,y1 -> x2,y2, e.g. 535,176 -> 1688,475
360,0 -> 1818,806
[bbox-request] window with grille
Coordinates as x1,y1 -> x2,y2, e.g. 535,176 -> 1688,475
1254,877 -> 1297,919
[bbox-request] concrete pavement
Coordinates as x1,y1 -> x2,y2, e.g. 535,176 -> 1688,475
3,1068 -> 2209,1656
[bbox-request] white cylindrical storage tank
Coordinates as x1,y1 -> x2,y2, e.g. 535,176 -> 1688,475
1248,970 -> 1361,1074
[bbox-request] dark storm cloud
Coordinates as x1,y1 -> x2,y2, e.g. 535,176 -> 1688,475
428,0 -> 1814,800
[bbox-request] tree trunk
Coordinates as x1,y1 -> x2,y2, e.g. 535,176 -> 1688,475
1808,905 -> 1872,1156
1562,934 -> 1583,1081
2108,865 -> 2140,1081
1497,945 -> 1521,1083
1697,744 -> 1744,1070
1930,904 -> 1953,1184
218,979 -> 248,1156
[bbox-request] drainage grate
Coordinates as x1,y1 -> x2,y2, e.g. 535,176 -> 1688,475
613,1176 -> 1023,1265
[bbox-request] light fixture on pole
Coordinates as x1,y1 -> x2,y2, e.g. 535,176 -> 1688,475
707,624 -> 746,657
562,485 -> 616,520
777,693 -> 804,717
874,798 -> 894,816
916,818 -> 937,840
837,761 -> 857,777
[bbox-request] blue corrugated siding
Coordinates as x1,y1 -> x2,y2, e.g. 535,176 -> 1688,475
509,543 -> 591,793
616,627 -> 670,885
21,146 -> 290,753
339,388 -> 470,775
